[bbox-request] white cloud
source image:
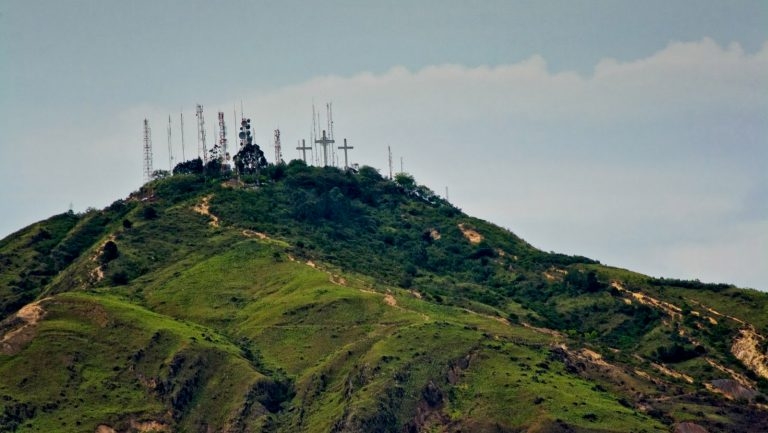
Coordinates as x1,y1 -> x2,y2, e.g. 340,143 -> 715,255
3,38 -> 766,290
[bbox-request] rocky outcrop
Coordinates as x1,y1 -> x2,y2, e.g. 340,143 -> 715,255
731,327 -> 768,380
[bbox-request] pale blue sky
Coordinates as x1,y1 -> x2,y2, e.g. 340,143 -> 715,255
1,1 -> 766,289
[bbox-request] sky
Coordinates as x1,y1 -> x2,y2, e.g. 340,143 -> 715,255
1,1 -> 766,290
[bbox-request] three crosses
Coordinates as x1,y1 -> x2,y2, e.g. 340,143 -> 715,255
296,129 -> 354,169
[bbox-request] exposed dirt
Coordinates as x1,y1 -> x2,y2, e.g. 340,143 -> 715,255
1,299 -> 49,355
686,298 -> 746,326
457,223 -> 483,244
242,229 -> 268,239
96,420 -> 171,433
706,379 -> 758,400
130,420 -> 171,432
543,267 -> 567,282
329,274 -> 347,286
89,235 -> 116,284
429,229 -> 441,240
705,357 -> 755,388
649,362 -> 694,384
192,194 -> 219,227
611,282 -> 683,319
731,327 -> 768,380
522,323 -> 565,339
383,294 -> 397,306
674,422 -> 709,433
550,344 -> 654,399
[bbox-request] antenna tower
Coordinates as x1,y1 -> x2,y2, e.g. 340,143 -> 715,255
388,146 -> 393,179
143,119 -> 154,182
167,115 -> 173,171
274,129 -> 282,164
238,118 -> 253,148
179,112 -> 186,162
218,112 -> 228,167
196,104 -> 207,163
327,103 -> 334,140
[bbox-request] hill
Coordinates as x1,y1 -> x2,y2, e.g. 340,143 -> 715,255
2,161 -> 768,433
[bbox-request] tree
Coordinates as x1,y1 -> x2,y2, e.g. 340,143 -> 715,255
234,143 -> 267,175
151,170 -> 170,180
173,158 -> 204,175
394,173 -> 416,192
101,241 -> 119,264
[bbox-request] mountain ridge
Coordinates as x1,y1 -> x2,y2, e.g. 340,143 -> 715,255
2,161 -> 768,432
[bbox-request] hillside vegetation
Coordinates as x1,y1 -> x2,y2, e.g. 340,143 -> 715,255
2,161 -> 768,433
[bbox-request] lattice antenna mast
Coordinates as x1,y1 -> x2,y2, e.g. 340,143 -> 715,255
218,112 -> 228,168
179,112 -> 186,162
327,103 -> 336,167
311,104 -> 318,165
196,104 -> 207,163
274,128 -> 282,164
143,119 -> 154,182
388,146 -> 393,179
167,115 -> 173,171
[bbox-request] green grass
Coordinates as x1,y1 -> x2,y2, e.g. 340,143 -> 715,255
3,165 -> 767,432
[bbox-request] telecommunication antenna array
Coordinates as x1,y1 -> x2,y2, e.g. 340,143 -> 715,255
143,119 -> 154,182
179,112 -> 186,162
274,129 -> 282,164
218,112 -> 228,167
196,104 -> 207,163
167,116 -> 173,171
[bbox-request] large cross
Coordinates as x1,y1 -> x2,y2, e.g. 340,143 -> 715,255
296,139 -> 312,164
315,130 -> 335,167
338,138 -> 353,170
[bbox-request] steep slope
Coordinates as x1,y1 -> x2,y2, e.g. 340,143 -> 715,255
1,161 -> 768,432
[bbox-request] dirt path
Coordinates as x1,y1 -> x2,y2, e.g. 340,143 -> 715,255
242,229 -> 268,240
192,195 -> 219,227
611,282 -> 683,319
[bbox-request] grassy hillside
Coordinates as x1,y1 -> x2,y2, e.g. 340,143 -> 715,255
2,161 -> 768,432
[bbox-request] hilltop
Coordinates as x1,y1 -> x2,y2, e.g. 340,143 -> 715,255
2,161 -> 768,433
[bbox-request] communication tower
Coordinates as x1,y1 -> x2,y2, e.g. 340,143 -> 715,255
274,129 -> 283,164
218,112 -> 229,167
239,118 -> 253,147
167,115 -> 173,171
143,119 -> 153,182
196,104 -> 207,163
179,112 -> 186,162
388,146 -> 393,179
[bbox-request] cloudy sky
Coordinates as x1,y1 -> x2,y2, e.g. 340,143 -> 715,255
1,1 -> 766,290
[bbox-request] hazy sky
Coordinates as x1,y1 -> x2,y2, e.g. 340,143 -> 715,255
1,1 -> 766,290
